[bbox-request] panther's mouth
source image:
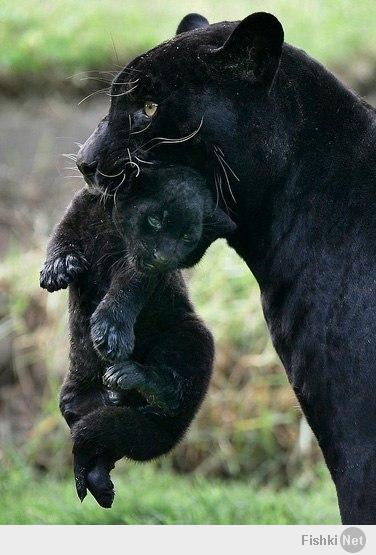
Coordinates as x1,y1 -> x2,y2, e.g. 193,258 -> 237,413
77,140 -> 146,191
76,118 -> 204,192
83,163 -> 139,193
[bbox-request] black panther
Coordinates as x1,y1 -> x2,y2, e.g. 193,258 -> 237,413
40,166 -> 235,507
74,12 -> 376,523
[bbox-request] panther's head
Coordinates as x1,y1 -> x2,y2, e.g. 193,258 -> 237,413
76,12 -> 288,216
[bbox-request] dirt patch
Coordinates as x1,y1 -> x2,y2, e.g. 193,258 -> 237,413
0,95 -> 108,251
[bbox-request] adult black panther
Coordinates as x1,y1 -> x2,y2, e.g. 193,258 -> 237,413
75,12 -> 376,523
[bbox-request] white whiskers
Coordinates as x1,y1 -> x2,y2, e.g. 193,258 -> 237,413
125,147 -> 140,177
97,168 -> 124,178
130,120 -> 152,135
214,145 -> 240,181
134,156 -> 154,165
78,87 -> 110,106
108,81 -> 139,97
141,117 -> 204,152
213,144 -> 239,205
214,169 -> 229,215
62,153 -> 78,162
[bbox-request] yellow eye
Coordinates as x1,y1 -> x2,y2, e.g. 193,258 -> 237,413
144,101 -> 158,117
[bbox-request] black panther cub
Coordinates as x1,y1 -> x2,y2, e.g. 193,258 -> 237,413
91,165 -> 236,383
40,166 -> 235,507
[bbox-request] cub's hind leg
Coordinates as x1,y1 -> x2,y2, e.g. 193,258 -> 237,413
60,376 -> 121,508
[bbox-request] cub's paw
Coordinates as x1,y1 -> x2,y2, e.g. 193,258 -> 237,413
40,253 -> 88,292
90,304 -> 135,361
73,453 -> 115,509
103,361 -> 145,391
104,363 -> 181,415
86,464 -> 115,509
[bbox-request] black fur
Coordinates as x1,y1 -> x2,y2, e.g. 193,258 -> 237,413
81,167 -> 235,365
42,187 -> 214,507
75,12 -> 376,523
41,167 -> 234,507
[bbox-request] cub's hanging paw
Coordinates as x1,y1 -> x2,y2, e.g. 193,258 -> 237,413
90,301 -> 135,361
40,252 -> 88,292
86,463 -> 115,509
74,453 -> 115,509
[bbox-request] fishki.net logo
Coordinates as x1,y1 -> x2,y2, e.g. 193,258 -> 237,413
302,528 -> 366,552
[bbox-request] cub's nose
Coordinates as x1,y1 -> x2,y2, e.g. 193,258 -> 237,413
152,250 -> 170,270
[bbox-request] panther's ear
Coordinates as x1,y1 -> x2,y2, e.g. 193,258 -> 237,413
205,12 -> 283,88
204,207 -> 237,241
176,13 -> 209,35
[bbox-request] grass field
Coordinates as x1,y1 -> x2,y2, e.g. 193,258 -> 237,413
0,460 -> 339,524
1,0 -> 375,83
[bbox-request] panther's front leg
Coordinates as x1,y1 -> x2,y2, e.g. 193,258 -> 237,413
103,361 -> 181,415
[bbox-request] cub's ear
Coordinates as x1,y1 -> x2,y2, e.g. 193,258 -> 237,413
204,12 -> 283,88
204,207 -> 237,241
176,13 -> 209,35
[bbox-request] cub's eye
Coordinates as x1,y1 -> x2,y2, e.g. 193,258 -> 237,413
143,102 -> 158,118
147,215 -> 162,230
182,234 -> 192,243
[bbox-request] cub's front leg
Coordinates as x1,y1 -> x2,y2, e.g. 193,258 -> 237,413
90,290 -> 137,362
90,270 -> 157,361
40,251 -> 88,292
40,189 -> 91,292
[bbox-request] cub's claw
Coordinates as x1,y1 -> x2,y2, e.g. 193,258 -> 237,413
90,304 -> 135,361
40,253 -> 88,292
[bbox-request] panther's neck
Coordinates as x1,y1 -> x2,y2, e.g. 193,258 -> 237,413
234,44 -> 376,287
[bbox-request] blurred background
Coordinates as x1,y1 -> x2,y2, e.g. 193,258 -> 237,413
0,0 -> 375,524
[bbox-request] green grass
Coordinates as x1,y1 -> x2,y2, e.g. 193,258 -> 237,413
0,461 -> 340,524
1,0 -> 375,83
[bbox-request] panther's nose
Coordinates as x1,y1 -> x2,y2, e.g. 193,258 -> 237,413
76,158 -> 98,182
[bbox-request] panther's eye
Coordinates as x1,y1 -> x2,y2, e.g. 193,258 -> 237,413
143,102 -> 158,118
182,234 -> 192,243
147,215 -> 162,230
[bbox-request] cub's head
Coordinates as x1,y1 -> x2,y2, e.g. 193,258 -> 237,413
76,12 -> 287,214
113,166 -> 236,272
